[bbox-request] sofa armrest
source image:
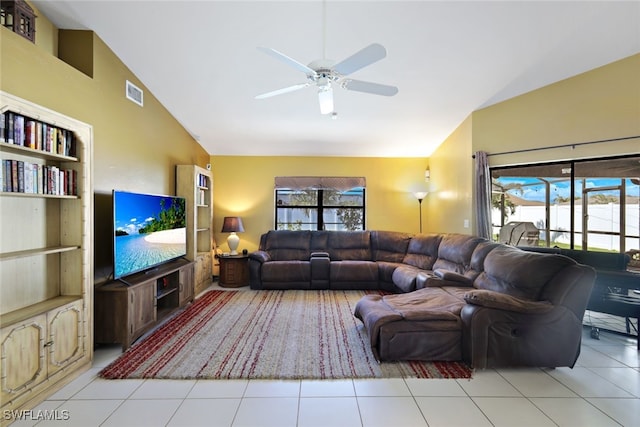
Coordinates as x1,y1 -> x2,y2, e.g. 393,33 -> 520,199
434,269 -> 473,286
464,289 -> 553,314
417,269 -> 473,289
460,302 -> 581,369
310,255 -> 330,289
249,250 -> 271,263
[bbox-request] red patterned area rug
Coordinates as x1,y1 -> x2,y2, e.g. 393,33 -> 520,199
99,290 -> 473,380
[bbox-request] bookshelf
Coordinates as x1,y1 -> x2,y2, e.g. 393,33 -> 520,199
0,91 -> 93,419
176,164 -> 213,295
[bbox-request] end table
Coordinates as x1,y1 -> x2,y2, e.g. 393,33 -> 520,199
218,254 -> 249,287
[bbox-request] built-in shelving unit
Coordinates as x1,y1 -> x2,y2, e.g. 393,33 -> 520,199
176,164 -> 213,295
0,91 -> 93,422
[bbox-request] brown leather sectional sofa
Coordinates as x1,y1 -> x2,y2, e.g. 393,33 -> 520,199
248,230 -> 596,368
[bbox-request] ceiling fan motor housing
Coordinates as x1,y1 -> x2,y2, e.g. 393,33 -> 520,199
311,69 -> 339,89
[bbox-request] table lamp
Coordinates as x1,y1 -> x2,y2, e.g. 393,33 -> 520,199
221,216 -> 244,255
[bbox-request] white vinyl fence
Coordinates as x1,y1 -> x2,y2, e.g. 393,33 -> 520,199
493,203 -> 640,251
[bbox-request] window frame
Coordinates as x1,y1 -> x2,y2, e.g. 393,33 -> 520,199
489,154 -> 639,253
274,187 -> 366,231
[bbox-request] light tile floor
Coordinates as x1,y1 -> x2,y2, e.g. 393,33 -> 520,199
8,288 -> 639,427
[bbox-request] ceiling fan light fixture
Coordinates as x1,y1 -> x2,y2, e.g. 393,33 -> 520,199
318,87 -> 333,114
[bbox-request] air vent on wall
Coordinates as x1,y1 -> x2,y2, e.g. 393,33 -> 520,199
125,80 -> 143,107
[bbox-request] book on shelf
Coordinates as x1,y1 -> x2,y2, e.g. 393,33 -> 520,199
17,161 -> 24,192
25,120 -> 35,149
24,162 -> 33,193
6,112 -> 15,144
1,160 -> 6,192
14,115 -> 24,146
0,113 -> 5,143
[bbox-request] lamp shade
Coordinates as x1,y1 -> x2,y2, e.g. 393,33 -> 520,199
221,216 -> 244,233
414,191 -> 428,201
318,87 -> 334,115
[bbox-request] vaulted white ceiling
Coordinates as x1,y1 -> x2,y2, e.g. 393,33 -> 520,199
31,1 -> 640,157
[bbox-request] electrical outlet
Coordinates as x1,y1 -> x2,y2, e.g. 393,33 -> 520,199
463,219 -> 470,228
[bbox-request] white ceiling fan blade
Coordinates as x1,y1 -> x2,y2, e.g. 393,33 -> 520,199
257,47 -> 316,75
342,79 -> 398,96
333,43 -> 387,76
318,87 -> 334,114
255,83 -> 310,99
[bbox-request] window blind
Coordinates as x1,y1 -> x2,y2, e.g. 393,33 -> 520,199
274,176 -> 366,191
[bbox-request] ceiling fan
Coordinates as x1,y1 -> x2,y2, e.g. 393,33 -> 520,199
255,43 -> 398,115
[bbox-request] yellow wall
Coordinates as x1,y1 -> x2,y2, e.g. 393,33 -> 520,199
425,115 -> 474,234
1,6 -> 209,283
210,156 -> 428,252
428,54 -> 640,234
473,54 -> 640,167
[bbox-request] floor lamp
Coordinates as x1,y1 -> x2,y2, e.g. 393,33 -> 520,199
414,192 -> 428,233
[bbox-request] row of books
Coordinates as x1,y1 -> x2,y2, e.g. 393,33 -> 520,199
196,173 -> 208,188
197,189 -> 208,206
0,111 -> 77,157
1,159 -> 77,196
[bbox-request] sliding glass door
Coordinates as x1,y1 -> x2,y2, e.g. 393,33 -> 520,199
490,155 -> 639,255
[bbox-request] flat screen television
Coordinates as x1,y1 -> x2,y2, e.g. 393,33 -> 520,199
113,190 -> 187,279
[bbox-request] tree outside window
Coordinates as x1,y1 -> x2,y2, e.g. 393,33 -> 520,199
275,187 -> 365,231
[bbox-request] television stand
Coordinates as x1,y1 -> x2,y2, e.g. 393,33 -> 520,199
144,266 -> 160,275
95,258 -> 195,350
116,277 -> 134,287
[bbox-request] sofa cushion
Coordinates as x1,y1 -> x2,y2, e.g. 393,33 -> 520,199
354,287 -> 463,346
322,231 -> 372,260
467,241 -> 500,280
373,287 -> 465,321
261,261 -> 311,282
376,261 -> 403,284
263,230 -> 311,261
432,234 -> 487,273
392,265 -> 424,293
354,287 -> 465,361
473,245 -> 575,300
464,289 -> 554,314
371,231 -> 412,262
330,260 -> 378,289
402,233 -> 442,269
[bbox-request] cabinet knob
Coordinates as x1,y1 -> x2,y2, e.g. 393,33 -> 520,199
44,340 -> 54,347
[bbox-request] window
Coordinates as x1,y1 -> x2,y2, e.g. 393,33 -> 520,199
490,155 -> 639,254
274,177 -> 366,231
